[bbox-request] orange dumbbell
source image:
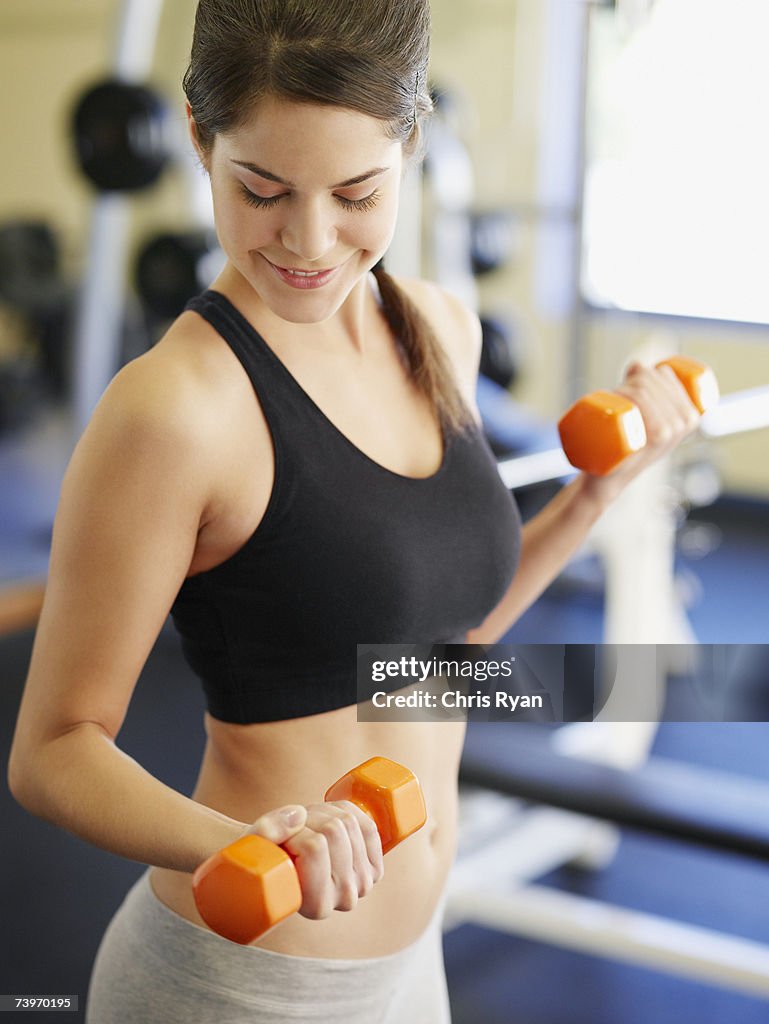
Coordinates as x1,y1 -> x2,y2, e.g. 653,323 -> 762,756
192,756 -> 427,945
557,355 -> 719,476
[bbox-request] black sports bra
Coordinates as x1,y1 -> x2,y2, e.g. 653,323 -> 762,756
169,289 -> 521,722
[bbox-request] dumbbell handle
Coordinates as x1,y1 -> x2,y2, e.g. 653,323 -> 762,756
192,756 -> 427,944
558,356 -> 720,477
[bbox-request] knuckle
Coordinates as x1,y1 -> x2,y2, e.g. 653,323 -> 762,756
301,893 -> 331,920
329,799 -> 356,814
675,414 -> 690,435
360,815 -> 379,839
338,810 -> 359,833
303,832 -> 328,858
651,424 -> 673,445
357,872 -> 374,897
337,880 -> 358,912
321,817 -> 348,841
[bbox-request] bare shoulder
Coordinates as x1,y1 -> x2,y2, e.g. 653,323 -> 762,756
83,309 -> 254,483
391,275 -> 482,389
97,311 -> 229,440
63,308 -> 264,557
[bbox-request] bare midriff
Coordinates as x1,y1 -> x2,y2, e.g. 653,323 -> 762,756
150,706 -> 465,958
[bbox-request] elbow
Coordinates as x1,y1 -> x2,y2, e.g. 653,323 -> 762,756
7,747 -> 32,811
7,737 -> 48,816
7,739 -> 40,813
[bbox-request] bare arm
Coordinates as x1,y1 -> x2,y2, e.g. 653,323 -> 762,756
7,345 -> 383,919
466,474 -> 607,642
7,353 -> 250,872
427,291 -> 702,645
470,361 -> 702,643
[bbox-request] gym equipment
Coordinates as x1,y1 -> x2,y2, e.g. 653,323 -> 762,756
72,0 -> 168,437
135,230 -> 224,321
489,363 -> 769,653
0,221 -> 68,314
557,356 -> 720,476
422,85 -> 478,311
496,362 -> 768,492
448,716 -> 769,1000
0,220 -> 75,400
461,720 -> 769,861
0,363 -> 47,434
479,315 -> 519,391
192,756 -> 427,945
72,79 -> 171,193
470,210 -> 518,277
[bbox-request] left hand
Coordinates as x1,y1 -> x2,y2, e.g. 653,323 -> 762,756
581,360 -> 703,504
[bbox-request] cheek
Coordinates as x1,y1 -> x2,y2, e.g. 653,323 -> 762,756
212,194 -> 273,253
351,199 -> 400,251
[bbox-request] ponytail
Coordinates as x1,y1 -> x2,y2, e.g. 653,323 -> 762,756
372,262 -> 474,437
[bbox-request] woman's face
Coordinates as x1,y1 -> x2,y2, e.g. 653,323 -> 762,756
193,96 -> 403,324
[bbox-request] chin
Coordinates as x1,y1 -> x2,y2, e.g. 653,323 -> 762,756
246,256 -> 375,323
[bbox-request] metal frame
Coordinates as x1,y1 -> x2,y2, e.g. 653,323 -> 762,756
447,725 -> 769,1001
71,0 -> 165,438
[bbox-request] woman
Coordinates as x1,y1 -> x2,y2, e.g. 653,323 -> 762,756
7,1 -> 702,1021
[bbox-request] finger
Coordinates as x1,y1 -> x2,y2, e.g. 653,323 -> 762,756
616,366 -> 688,450
324,801 -> 384,894
642,365 -> 701,442
655,363 -> 703,427
247,804 -> 307,845
624,361 -> 700,426
283,823 -> 335,920
308,805 -> 360,911
285,805 -> 368,916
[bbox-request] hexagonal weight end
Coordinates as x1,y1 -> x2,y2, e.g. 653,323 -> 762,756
325,756 -> 427,854
558,391 -> 646,476
657,356 -> 719,414
192,834 -> 301,944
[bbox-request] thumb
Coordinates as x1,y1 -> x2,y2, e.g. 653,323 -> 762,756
248,804 -> 307,845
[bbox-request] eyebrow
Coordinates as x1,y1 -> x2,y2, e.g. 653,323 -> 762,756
230,161 -> 390,189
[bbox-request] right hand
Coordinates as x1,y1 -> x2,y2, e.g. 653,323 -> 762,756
244,801 -> 385,920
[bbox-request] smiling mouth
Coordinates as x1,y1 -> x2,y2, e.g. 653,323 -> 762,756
278,265 -> 334,276
263,255 -> 344,289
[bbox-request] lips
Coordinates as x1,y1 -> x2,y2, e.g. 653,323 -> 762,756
264,257 -> 342,290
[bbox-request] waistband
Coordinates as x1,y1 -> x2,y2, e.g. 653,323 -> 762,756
123,868 -> 444,1009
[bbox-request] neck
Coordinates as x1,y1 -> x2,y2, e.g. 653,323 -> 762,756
211,262 -> 385,355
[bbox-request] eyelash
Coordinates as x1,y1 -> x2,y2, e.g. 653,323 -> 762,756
238,184 -> 382,212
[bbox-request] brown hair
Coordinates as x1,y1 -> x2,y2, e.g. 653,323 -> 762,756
183,0 -> 473,435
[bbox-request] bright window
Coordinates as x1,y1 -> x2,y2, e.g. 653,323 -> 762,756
582,0 -> 769,324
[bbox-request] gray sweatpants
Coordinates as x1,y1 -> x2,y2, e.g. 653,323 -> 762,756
85,869 -> 452,1023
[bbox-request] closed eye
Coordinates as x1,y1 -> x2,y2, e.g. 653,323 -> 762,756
239,185 -> 284,209
336,190 -> 382,212
239,184 -> 381,212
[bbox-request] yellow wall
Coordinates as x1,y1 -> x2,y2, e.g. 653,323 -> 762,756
0,0 -> 112,260
0,0 -> 196,272
2,0 -> 767,496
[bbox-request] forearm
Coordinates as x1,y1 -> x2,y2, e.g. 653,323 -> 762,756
467,473 -> 611,643
9,723 -> 247,873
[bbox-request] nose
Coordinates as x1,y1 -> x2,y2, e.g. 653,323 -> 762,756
280,197 -> 338,264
